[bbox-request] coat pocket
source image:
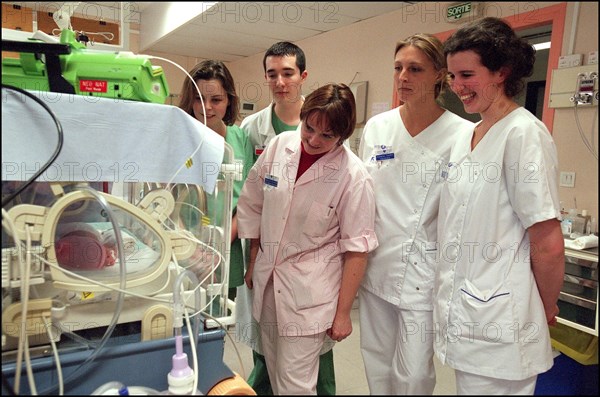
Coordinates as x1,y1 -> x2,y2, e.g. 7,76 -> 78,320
289,266 -> 333,310
303,201 -> 335,237
456,280 -> 517,344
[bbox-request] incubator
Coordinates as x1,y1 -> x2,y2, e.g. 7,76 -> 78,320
1,87 -> 252,394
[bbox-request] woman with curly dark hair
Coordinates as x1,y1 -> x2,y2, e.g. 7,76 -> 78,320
434,17 -> 564,395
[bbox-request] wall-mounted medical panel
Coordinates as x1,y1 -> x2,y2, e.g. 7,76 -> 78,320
549,65 -> 598,108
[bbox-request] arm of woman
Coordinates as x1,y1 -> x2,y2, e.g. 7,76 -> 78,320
244,238 -> 260,290
528,218 -> 565,325
327,251 -> 368,342
230,212 -> 238,242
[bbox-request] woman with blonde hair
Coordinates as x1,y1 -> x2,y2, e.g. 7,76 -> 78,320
358,33 -> 473,394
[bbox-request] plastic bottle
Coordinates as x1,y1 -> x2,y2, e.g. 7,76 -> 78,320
161,330 -> 201,395
162,270 -> 202,395
567,208 -> 585,235
561,213 -> 573,237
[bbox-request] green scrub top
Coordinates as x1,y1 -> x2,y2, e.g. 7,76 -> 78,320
205,124 -> 254,289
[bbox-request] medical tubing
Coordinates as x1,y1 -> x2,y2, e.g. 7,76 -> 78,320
2,209 -> 26,393
55,324 -> 100,348
146,55 -> 206,127
24,335 -> 37,395
24,228 -> 40,394
1,85 -> 64,208
163,224 -> 224,317
1,208 -> 22,308
39,188 -> 127,395
145,55 -> 211,187
184,305 -> 200,395
14,226 -> 33,393
38,255 -> 171,305
173,270 -> 202,346
574,102 -> 599,160
201,310 -> 248,380
572,73 -> 598,160
171,270 -> 202,394
42,315 -> 64,395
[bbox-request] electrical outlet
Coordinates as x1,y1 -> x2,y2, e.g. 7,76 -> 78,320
559,171 -> 576,188
588,51 -> 598,65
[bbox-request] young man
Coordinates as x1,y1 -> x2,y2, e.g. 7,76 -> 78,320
237,41 -> 336,395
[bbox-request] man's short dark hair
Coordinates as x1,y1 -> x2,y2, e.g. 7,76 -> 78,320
262,41 -> 306,73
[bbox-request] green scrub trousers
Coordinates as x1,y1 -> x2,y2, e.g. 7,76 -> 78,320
248,349 -> 335,395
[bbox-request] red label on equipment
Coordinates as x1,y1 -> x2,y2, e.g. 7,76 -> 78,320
79,80 -> 108,93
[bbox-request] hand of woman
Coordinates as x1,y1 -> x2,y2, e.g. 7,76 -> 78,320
245,238 -> 259,290
244,262 -> 254,290
546,303 -> 559,326
326,312 -> 352,342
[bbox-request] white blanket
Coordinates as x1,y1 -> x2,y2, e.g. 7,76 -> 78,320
564,235 -> 598,250
2,88 -> 224,193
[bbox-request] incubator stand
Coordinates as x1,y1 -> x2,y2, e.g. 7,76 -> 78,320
1,88 -> 252,395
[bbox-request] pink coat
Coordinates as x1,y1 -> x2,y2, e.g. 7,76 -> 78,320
237,129 -> 378,336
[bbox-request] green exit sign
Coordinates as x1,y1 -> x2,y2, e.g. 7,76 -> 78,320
447,2 -> 472,20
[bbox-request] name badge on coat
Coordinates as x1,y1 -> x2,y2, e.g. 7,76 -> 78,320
264,174 -> 279,190
370,144 -> 395,165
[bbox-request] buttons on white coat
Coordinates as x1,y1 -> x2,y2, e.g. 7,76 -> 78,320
447,245 -> 459,260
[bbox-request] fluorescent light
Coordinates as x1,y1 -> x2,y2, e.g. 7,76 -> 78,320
533,41 -> 551,50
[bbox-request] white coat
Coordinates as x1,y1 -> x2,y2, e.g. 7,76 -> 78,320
236,102 -> 301,350
434,107 -> 561,380
358,108 -> 474,310
237,128 -> 378,336
240,103 -> 277,158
